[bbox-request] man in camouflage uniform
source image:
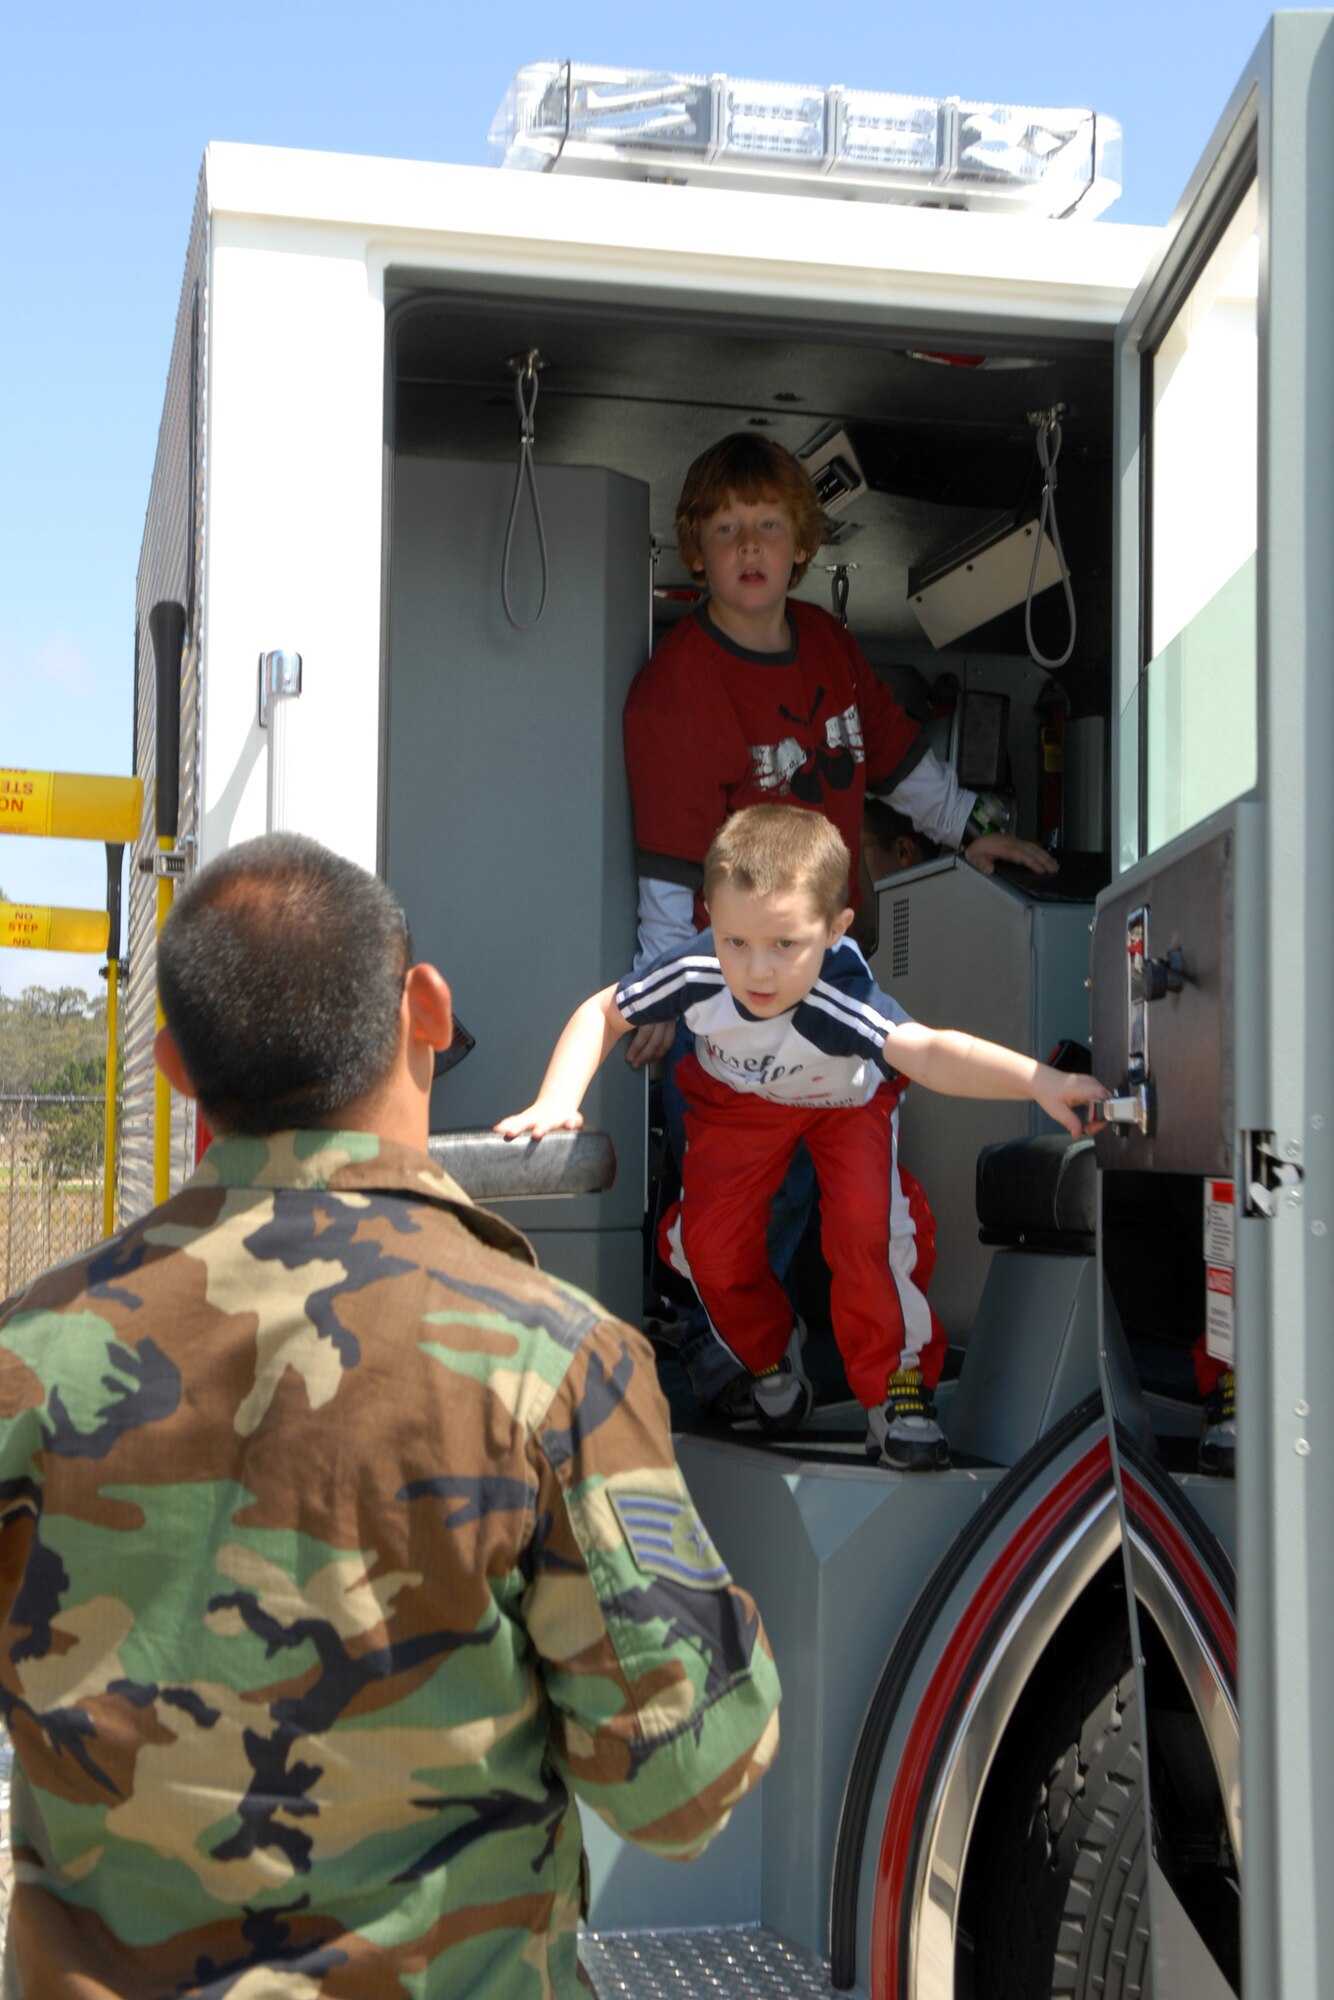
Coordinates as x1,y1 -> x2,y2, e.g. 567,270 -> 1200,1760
0,834 -> 780,2000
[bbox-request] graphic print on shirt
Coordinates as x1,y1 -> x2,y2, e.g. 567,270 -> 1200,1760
703,1038 -> 805,1089
616,930 -> 913,1111
748,695 -> 865,804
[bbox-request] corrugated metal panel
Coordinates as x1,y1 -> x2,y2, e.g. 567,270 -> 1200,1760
124,169 -> 208,1223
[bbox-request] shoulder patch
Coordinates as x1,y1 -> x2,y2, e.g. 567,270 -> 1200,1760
609,1490 -> 731,1591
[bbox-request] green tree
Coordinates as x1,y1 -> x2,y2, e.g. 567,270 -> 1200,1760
0,986 -> 107,1095
0,985 -> 119,1182
35,1053 -> 110,1179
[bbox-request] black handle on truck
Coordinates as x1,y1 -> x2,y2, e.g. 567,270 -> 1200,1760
148,599 -> 186,841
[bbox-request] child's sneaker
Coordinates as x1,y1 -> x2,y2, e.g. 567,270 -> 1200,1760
1199,1368 -> 1236,1477
867,1368 -> 950,1471
700,1373 -> 757,1426
752,1327 -> 814,1435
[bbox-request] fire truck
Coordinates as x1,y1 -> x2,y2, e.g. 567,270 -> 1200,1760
126,17 -> 1332,1994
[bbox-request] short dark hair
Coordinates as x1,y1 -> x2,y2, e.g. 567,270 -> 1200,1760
862,796 -> 939,864
675,435 -> 826,587
703,804 -> 850,925
157,834 -> 411,1137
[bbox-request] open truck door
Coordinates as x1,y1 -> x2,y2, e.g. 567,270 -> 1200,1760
1096,13 -> 1334,1997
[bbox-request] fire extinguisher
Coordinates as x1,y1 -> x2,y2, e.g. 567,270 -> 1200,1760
1036,679 -> 1071,852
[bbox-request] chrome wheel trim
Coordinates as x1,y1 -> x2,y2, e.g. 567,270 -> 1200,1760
907,1494 -> 1120,2000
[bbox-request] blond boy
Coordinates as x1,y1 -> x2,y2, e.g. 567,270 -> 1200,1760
499,806 -> 1107,1470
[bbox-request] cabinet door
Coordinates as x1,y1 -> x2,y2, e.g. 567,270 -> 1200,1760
1107,17 -> 1334,1999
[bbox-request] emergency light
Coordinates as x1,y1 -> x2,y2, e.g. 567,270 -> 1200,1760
489,63 -> 1122,218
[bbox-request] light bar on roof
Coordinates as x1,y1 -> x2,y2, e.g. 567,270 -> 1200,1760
956,100 -> 1121,196
489,64 -> 714,171
487,63 -> 1122,217
834,90 -> 942,177
722,77 -> 828,163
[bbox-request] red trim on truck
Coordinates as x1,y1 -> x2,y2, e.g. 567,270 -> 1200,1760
871,1438 -> 1112,2000
1122,1469 -> 1237,1684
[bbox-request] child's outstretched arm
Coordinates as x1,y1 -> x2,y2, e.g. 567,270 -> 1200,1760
883,1022 -> 1110,1139
495,984 -> 632,1139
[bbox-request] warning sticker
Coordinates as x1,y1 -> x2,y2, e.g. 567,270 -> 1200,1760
0,906 -> 51,951
1205,1262 -> 1235,1366
1204,1179 -> 1236,1266
0,770 -> 53,836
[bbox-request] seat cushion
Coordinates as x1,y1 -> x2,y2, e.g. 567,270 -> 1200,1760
975,1134 -> 1096,1247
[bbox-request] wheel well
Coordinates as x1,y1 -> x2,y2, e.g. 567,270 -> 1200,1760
957,1556 -> 1130,1989
957,1558 -> 1239,1996
1135,1603 -> 1240,1991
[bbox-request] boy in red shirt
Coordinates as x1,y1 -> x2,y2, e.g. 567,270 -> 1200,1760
625,433 -> 1053,984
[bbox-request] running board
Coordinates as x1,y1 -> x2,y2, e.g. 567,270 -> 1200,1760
580,1927 -> 855,1998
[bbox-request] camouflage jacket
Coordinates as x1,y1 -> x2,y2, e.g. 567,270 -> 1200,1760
0,1132 -> 780,2000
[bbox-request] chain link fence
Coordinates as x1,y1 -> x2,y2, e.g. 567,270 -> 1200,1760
0,1095 -> 110,1301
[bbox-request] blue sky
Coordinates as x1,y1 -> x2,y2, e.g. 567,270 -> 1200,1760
0,0 -> 1278,997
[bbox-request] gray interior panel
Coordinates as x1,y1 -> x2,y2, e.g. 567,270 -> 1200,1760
949,1251 -> 1100,1463
870,857 -> 1094,1339
385,456 -> 649,1313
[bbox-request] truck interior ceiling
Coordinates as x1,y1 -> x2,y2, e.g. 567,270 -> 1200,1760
388,289 -> 1117,761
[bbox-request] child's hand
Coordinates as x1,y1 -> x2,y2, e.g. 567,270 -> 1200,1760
494,1104 -> 584,1140
624,1021 -> 676,1068
963,833 -> 1059,877
1032,1068 -> 1111,1138
494,1101 -> 585,1141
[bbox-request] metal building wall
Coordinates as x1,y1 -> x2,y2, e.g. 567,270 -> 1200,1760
124,170 -> 208,1222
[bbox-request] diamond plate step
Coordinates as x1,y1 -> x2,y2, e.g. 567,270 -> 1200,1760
579,1926 -> 856,1998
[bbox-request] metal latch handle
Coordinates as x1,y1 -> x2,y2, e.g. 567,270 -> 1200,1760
1096,1082 -> 1154,1137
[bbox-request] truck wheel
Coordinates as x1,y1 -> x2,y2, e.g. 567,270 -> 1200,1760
973,1621 -> 1151,2000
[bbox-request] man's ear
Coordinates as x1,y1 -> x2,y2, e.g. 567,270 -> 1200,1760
830,906 -> 856,943
895,835 -> 920,870
403,963 -> 453,1054
154,1025 -> 197,1099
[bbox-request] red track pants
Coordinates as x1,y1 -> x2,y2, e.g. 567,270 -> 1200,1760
661,1054 -> 947,1409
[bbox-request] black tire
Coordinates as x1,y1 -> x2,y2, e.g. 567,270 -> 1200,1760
972,1619 -> 1152,2000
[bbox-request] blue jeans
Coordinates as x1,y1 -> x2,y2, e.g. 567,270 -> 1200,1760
658,1020 -> 816,1406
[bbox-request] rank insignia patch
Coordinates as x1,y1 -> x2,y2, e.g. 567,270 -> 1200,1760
610,1490 -> 731,1590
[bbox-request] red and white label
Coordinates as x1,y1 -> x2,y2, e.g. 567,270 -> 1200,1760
1204,1179 -> 1236,1265
1205,1262 -> 1235,1365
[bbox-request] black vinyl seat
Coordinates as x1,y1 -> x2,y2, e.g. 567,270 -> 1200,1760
975,1134 -> 1096,1250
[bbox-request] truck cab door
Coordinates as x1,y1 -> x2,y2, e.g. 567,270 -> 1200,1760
1100,15 -> 1334,1998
